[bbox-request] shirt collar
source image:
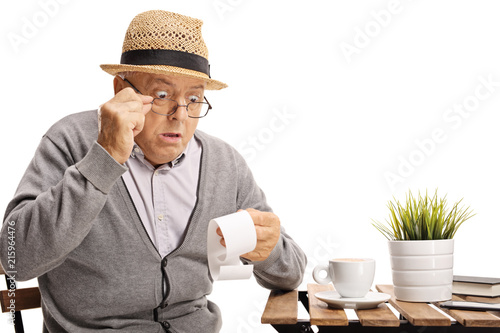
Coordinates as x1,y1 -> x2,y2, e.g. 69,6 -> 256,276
130,140 -> 191,171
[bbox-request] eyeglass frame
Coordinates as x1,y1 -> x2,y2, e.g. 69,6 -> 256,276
123,78 -> 212,118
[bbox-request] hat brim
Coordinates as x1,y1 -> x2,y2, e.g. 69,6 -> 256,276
100,64 -> 227,90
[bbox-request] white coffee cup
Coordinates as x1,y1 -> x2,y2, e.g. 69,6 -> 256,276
312,258 -> 375,298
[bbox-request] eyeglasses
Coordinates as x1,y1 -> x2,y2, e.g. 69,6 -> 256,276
123,78 -> 212,118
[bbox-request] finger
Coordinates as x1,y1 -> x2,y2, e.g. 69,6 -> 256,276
115,100 -> 146,114
139,95 -> 154,115
129,112 -> 146,136
115,88 -> 153,110
139,94 -> 154,104
251,210 -> 279,227
216,227 -> 226,247
119,93 -> 151,115
115,87 -> 142,102
141,103 -> 152,115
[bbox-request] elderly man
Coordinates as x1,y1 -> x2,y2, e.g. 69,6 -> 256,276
0,9 -> 306,333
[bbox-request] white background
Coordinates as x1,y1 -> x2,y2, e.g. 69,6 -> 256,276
1,0 -> 500,332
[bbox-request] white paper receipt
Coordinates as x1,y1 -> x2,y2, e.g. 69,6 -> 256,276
207,211 -> 257,281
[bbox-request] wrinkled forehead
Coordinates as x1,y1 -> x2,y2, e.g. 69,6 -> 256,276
131,72 -> 206,91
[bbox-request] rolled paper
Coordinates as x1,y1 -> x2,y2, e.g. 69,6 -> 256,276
207,211 -> 257,280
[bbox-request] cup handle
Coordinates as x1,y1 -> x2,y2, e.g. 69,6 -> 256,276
312,264 -> 331,285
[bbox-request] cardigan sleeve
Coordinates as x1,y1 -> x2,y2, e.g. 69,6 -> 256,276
0,130 -> 127,281
234,150 -> 307,291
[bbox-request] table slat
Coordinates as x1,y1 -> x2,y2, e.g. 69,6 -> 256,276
440,308 -> 500,327
434,295 -> 500,327
261,289 -> 298,325
355,302 -> 400,327
376,285 -> 451,326
307,284 -> 348,326
1,287 -> 41,312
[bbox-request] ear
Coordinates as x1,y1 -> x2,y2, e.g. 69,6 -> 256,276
113,76 -> 126,94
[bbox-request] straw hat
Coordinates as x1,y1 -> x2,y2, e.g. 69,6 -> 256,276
100,10 -> 227,90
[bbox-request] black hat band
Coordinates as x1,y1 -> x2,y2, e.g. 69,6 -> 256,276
120,49 -> 210,77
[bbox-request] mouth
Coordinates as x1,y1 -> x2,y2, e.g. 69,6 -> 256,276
159,132 -> 182,143
161,133 -> 181,138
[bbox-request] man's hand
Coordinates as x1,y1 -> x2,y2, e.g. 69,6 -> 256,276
97,87 -> 153,164
216,208 -> 281,262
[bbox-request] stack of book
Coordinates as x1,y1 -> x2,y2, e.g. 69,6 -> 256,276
453,275 -> 500,297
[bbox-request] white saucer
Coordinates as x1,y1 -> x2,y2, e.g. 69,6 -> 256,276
314,291 -> 391,310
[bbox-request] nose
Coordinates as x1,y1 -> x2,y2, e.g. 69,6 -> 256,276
169,98 -> 189,121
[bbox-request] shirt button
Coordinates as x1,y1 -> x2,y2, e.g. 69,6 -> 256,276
134,147 -> 140,153
154,170 -> 159,176
158,214 -> 164,221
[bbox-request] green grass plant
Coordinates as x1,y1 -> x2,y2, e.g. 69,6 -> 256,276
372,190 -> 474,240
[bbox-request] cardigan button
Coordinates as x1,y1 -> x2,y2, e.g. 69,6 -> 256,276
162,321 -> 170,329
162,258 -> 167,267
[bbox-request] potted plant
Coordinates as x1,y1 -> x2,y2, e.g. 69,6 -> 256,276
372,190 -> 474,302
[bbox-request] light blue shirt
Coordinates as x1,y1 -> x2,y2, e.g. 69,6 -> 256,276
122,138 -> 202,257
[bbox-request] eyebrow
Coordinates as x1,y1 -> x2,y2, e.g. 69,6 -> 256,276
154,78 -> 173,87
190,84 -> 205,90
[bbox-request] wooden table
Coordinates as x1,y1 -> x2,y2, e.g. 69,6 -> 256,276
261,284 -> 500,332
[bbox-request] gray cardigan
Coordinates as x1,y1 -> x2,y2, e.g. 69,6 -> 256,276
0,110 -> 306,333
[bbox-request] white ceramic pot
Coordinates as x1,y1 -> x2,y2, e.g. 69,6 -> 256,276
388,239 -> 454,302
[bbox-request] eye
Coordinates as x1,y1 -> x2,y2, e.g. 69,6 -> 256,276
188,95 -> 200,103
155,91 -> 170,99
